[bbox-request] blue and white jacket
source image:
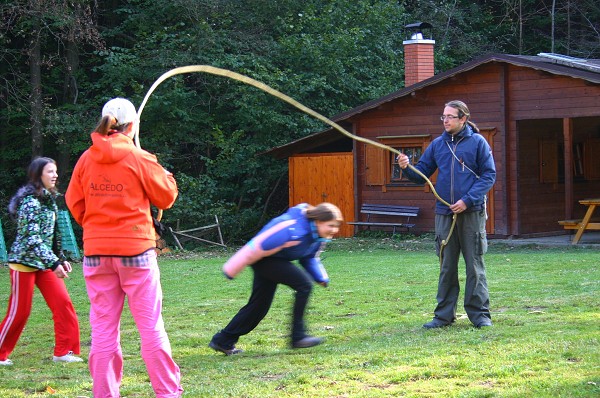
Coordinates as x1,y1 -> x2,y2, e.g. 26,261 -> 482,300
222,204 -> 330,285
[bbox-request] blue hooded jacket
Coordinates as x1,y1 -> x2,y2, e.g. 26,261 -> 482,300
222,204 -> 330,285
255,204 -> 329,284
403,124 -> 496,216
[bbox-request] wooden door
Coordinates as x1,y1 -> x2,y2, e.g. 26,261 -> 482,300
289,153 -> 354,237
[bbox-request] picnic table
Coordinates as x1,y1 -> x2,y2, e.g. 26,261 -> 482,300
558,198 -> 600,244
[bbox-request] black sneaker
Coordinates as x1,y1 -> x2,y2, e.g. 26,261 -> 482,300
209,341 -> 243,356
292,336 -> 323,349
475,319 -> 492,328
423,319 -> 452,329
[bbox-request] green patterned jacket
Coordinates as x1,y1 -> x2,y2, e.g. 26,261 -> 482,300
7,186 -> 64,270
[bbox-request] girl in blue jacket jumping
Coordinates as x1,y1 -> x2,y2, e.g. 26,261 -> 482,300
210,202 -> 343,355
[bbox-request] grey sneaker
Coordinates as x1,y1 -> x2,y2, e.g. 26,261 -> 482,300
0,358 -> 13,366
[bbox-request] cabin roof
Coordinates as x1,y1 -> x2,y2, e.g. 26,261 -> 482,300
265,53 -> 600,159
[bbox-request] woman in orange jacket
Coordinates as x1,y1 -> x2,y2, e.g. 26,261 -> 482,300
66,98 -> 182,398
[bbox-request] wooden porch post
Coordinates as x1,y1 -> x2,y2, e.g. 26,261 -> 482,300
563,118 -> 573,219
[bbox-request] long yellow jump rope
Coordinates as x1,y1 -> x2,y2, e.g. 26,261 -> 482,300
134,65 -> 456,266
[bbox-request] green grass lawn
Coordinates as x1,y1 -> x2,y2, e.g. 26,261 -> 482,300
0,237 -> 598,397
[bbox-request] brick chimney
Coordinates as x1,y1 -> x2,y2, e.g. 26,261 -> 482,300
403,22 -> 435,87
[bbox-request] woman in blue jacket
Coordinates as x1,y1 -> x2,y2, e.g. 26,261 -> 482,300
210,202 -> 343,355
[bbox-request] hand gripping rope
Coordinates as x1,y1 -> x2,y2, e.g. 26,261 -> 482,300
135,65 -> 456,261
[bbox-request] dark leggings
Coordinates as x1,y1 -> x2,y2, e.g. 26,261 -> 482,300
211,257 -> 314,348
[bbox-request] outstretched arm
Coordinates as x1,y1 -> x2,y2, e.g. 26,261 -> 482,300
222,219 -> 299,279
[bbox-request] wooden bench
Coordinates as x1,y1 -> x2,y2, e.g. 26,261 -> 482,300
558,219 -> 580,230
347,203 -> 419,235
558,218 -> 600,244
558,198 -> 600,244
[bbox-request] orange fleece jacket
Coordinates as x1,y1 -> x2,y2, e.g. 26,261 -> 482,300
66,132 -> 178,256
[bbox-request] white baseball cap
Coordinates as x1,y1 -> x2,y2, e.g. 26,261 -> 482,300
102,98 -> 138,126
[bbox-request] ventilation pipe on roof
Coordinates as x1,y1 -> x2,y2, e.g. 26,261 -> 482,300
403,22 -> 435,87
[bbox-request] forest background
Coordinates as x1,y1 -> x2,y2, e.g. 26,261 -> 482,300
1,0 -> 599,244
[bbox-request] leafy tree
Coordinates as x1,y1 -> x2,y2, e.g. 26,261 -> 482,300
1,0 -> 598,245
82,0 -> 411,241
0,0 -> 103,236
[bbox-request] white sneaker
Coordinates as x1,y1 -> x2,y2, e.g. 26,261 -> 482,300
53,351 -> 83,363
0,358 -> 13,366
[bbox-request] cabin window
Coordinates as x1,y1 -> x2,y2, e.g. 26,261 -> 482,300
389,145 -> 423,185
382,135 -> 431,188
364,135 -> 431,189
539,138 -> 600,183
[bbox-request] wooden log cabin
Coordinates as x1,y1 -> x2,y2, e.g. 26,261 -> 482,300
266,28 -> 600,238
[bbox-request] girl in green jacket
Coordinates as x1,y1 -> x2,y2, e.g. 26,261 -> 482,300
0,157 -> 82,366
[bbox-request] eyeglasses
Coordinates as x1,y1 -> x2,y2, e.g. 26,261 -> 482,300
440,115 -> 460,121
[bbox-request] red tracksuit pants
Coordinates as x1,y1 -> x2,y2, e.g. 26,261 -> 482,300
0,268 -> 81,360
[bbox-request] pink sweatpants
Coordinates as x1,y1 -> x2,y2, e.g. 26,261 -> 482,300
0,268 -> 81,360
83,250 -> 182,398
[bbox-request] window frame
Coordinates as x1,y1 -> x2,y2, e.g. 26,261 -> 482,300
378,135 -> 432,190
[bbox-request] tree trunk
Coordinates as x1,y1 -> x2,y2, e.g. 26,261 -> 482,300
29,20 -> 43,158
551,0 -> 556,53
518,0 -> 523,54
63,39 -> 79,104
57,39 -> 80,188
